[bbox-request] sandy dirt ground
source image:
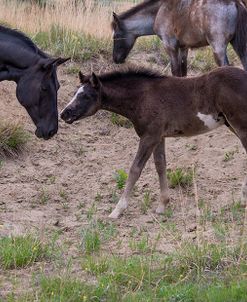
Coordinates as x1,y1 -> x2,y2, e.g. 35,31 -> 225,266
0,57 -> 246,296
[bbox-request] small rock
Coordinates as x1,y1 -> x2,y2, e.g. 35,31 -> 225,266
54,220 -> 60,227
187,225 -> 197,232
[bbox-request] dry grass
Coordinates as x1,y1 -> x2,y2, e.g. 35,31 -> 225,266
0,0 -> 143,60
0,0 -> 133,39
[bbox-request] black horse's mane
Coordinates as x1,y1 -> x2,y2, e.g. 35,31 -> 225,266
0,24 -> 48,58
120,0 -> 161,19
99,67 -> 164,82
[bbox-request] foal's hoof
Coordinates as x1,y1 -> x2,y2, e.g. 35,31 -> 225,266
155,204 -> 166,215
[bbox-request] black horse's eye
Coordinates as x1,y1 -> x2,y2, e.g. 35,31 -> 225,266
41,86 -> 48,92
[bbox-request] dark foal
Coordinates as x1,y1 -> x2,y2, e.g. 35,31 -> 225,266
61,66 -> 247,218
112,0 -> 247,76
0,25 -> 69,139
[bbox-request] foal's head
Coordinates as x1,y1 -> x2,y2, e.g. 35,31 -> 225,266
60,72 -> 101,124
112,12 -> 136,64
13,57 -> 69,139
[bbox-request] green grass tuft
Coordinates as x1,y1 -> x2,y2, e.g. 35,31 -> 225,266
110,113 -> 133,129
114,169 -> 128,190
167,167 -> 193,188
0,122 -> 29,157
0,235 -> 48,269
81,226 -> 101,254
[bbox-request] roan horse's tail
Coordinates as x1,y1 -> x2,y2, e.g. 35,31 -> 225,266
231,1 -> 247,70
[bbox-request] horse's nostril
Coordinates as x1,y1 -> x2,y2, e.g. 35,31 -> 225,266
48,128 -> 57,138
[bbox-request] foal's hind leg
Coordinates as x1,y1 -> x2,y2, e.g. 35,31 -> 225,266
109,136 -> 158,219
153,138 -> 169,214
223,118 -> 247,206
237,134 -> 247,207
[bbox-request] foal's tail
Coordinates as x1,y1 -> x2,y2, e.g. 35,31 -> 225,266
231,1 -> 247,70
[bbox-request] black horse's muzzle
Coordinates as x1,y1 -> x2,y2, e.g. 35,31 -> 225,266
35,126 -> 57,140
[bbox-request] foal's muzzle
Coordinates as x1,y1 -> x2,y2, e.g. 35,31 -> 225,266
60,108 -> 77,124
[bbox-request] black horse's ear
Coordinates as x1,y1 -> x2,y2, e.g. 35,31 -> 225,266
79,71 -> 87,84
112,12 -> 121,27
42,58 -> 59,70
42,57 -> 70,70
55,57 -> 70,67
90,72 -> 101,89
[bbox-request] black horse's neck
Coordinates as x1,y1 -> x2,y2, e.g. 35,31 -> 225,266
0,25 -> 48,70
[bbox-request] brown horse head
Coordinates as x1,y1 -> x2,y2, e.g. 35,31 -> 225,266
10,57 -> 69,140
60,71 -> 101,124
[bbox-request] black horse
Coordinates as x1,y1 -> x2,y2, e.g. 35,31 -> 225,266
0,25 -> 69,140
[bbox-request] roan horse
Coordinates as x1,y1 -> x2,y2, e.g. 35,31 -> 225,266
0,25 -> 69,140
112,0 -> 247,77
61,66 -> 247,219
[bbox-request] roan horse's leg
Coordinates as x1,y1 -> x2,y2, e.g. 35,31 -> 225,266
153,138 -> 169,214
209,41 -> 229,66
109,136 -> 158,219
166,48 -> 182,77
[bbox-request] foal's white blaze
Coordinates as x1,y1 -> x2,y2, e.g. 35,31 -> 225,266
61,85 -> 84,114
197,112 -> 223,130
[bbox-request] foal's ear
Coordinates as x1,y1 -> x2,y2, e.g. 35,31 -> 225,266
79,71 -> 88,84
90,73 -> 101,89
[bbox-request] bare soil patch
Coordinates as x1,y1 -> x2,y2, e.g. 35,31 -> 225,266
0,58 -> 246,296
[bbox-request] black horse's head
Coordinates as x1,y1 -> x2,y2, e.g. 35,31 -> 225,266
60,71 -> 101,124
9,57 -> 69,140
112,12 -> 136,64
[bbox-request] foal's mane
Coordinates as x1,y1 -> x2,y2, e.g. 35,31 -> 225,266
119,0 -> 161,19
98,67 -> 164,82
0,24 -> 48,58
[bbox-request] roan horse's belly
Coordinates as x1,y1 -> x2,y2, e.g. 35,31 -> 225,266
174,0 -> 237,48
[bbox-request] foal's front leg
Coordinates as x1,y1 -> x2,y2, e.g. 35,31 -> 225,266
109,136 -> 157,219
153,138 -> 169,214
